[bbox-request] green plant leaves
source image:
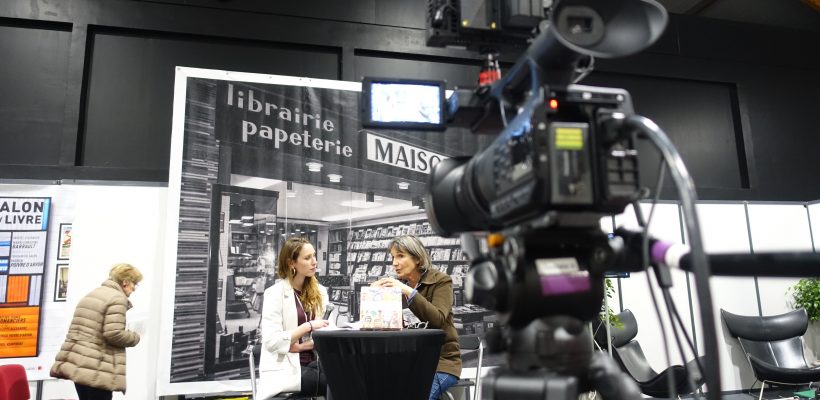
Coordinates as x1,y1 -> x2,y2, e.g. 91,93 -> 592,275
789,278 -> 820,322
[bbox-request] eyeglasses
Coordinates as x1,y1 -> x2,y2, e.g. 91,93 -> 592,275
405,321 -> 429,330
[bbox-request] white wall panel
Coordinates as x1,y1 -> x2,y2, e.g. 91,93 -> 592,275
613,203 -> 694,369
0,183 -> 166,399
693,202 -> 754,391
746,203 -> 811,317
59,185 -> 167,400
809,202 -> 820,252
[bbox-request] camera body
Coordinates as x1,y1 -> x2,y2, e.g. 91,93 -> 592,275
427,84 -> 641,237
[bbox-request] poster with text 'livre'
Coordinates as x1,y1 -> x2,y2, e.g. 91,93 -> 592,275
0,197 -> 50,358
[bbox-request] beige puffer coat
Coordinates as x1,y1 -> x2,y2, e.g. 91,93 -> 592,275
50,279 -> 140,392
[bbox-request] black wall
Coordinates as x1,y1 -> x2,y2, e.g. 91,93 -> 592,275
1,0 -> 819,201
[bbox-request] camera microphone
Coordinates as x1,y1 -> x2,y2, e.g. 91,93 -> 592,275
323,304 -> 335,320
614,227 -> 820,278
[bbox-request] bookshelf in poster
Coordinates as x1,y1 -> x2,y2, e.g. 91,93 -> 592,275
331,219 -> 470,288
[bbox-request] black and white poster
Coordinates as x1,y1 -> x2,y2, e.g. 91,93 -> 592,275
159,69 -> 496,395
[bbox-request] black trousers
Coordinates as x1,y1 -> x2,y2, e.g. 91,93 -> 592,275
299,360 -> 327,396
74,383 -> 113,400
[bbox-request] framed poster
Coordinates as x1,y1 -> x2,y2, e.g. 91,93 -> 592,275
57,223 -> 72,260
0,196 -> 51,358
54,263 -> 69,302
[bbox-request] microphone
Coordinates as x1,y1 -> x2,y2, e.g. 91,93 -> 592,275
614,228 -> 820,278
323,303 -> 335,320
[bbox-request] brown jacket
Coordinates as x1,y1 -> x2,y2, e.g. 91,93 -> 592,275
50,279 -> 140,392
407,269 -> 462,377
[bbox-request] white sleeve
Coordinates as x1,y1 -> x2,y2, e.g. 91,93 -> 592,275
261,285 -> 294,356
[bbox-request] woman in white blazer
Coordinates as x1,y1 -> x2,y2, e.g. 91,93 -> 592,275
258,237 -> 330,399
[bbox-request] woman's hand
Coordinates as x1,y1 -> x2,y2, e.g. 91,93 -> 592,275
371,277 -> 413,297
308,319 -> 330,330
289,339 -> 314,353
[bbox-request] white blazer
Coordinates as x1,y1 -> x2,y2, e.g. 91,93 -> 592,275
257,278 -> 328,399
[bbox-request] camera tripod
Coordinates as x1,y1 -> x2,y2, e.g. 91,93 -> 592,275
480,316 -> 640,400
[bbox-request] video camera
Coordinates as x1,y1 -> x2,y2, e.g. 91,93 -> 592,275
361,1 -> 716,399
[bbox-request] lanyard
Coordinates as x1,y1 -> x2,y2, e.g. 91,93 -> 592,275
294,290 -> 311,321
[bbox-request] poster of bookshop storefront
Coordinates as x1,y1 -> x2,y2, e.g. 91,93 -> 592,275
161,70 -> 497,394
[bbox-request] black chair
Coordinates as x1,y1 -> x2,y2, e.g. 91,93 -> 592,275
245,342 -> 321,400
594,309 -> 704,398
442,335 -> 484,400
721,308 -> 820,400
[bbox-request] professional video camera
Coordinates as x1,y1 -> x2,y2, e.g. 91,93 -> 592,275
361,1 -> 727,399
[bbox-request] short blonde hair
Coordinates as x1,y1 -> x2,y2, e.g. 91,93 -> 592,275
109,263 -> 143,285
389,235 -> 431,274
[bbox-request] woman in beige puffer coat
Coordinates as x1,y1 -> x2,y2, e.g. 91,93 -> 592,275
50,263 -> 142,400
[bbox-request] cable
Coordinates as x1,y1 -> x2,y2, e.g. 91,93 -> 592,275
637,161 -> 705,397
663,290 -> 705,398
572,56 -> 595,84
622,114 -> 720,400
633,161 -> 676,398
641,163 -> 702,398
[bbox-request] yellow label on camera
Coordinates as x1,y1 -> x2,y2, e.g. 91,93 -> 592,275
555,127 -> 584,150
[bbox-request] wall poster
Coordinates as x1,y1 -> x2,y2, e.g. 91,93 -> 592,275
56,223 -> 72,260
0,197 -> 51,358
158,68 -> 496,395
53,263 -> 69,302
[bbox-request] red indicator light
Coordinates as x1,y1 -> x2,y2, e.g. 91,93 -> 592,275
549,99 -> 559,109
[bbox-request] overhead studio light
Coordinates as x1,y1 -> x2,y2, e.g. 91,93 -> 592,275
327,174 -> 342,183
306,162 -> 323,172
397,182 -> 410,190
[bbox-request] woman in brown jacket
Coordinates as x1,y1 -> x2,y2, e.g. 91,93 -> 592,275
51,263 -> 142,400
372,234 -> 461,400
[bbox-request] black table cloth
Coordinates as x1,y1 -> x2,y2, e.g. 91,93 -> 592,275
313,329 -> 444,400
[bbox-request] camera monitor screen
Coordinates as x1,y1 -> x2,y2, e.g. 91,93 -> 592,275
361,78 -> 446,130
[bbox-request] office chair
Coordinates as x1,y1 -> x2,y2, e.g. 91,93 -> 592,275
442,335 -> 483,400
721,308 -> 820,400
0,364 -> 30,400
594,309 -> 704,398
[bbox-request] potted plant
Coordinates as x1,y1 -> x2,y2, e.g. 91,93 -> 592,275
788,278 -> 820,322
600,278 -> 623,328
788,278 -> 820,363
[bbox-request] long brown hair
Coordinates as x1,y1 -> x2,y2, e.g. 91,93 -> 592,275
277,237 -> 322,317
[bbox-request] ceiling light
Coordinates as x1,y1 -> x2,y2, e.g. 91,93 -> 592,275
327,174 -> 342,183
314,189 -> 324,196
322,203 -> 418,222
306,162 -> 323,172
340,200 -> 383,209
230,174 -> 282,190
397,182 -> 410,190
